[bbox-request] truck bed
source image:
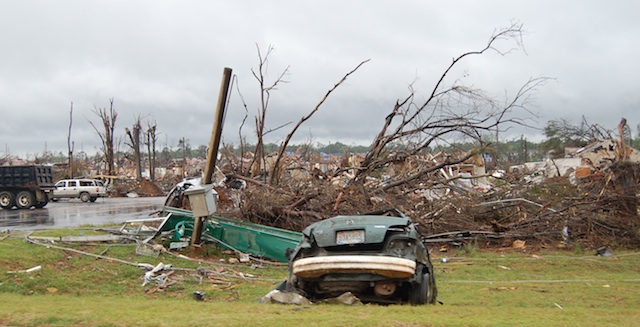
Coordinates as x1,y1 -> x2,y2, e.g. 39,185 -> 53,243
0,165 -> 54,189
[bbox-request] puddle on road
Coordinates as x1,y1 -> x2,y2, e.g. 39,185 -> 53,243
0,197 -> 165,230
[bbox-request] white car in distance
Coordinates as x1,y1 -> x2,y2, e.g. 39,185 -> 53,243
51,179 -> 107,202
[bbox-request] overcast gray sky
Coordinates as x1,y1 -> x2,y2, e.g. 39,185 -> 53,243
1,0 -> 638,159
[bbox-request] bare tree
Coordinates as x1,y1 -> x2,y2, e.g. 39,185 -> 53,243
125,116 -> 143,180
249,44 -> 290,180
144,120 -> 158,181
240,45 -> 369,185
88,98 -> 118,176
355,22 -> 547,190
67,102 -> 74,178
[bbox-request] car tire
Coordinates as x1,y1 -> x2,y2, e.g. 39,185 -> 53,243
89,197 -> 97,203
410,271 -> 429,305
0,191 -> 15,209
80,192 -> 91,202
16,191 -> 35,209
426,272 -> 437,304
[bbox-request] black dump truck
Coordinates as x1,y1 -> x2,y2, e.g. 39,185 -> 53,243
0,165 -> 54,209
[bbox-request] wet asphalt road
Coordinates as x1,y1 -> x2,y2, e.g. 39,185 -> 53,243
0,197 -> 166,231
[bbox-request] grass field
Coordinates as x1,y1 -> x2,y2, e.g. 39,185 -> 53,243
1,229 -> 639,326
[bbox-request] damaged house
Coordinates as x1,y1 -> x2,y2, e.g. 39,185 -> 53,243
510,138 -> 640,185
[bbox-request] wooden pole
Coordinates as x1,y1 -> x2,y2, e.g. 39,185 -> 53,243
203,67 -> 233,185
191,216 -> 205,245
192,67 -> 232,245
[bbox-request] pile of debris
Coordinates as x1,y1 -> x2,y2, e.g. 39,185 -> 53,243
209,139 -> 640,250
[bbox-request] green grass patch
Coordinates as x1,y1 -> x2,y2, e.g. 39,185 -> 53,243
1,231 -> 639,326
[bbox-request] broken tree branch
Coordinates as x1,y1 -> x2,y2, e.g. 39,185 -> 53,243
269,59 -> 370,185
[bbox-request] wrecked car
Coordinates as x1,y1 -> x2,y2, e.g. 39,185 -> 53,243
282,210 -> 437,305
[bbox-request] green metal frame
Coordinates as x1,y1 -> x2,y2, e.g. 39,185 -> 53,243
161,206 -> 302,263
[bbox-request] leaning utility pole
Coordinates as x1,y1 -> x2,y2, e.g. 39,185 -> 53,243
203,67 -> 233,184
191,67 -> 233,245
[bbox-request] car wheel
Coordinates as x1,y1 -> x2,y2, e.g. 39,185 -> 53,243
89,197 -> 97,203
0,191 -> 15,209
409,271 -> 429,305
80,192 -> 91,202
16,191 -> 35,209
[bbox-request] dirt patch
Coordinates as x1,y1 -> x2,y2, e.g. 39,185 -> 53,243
110,179 -> 166,197
136,179 -> 165,196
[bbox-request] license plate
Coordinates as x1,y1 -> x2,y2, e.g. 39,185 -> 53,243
336,230 -> 365,245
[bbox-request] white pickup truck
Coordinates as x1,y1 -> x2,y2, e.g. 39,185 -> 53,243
51,179 -> 107,202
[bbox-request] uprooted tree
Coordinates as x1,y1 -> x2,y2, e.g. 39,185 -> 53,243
216,23 -> 553,228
